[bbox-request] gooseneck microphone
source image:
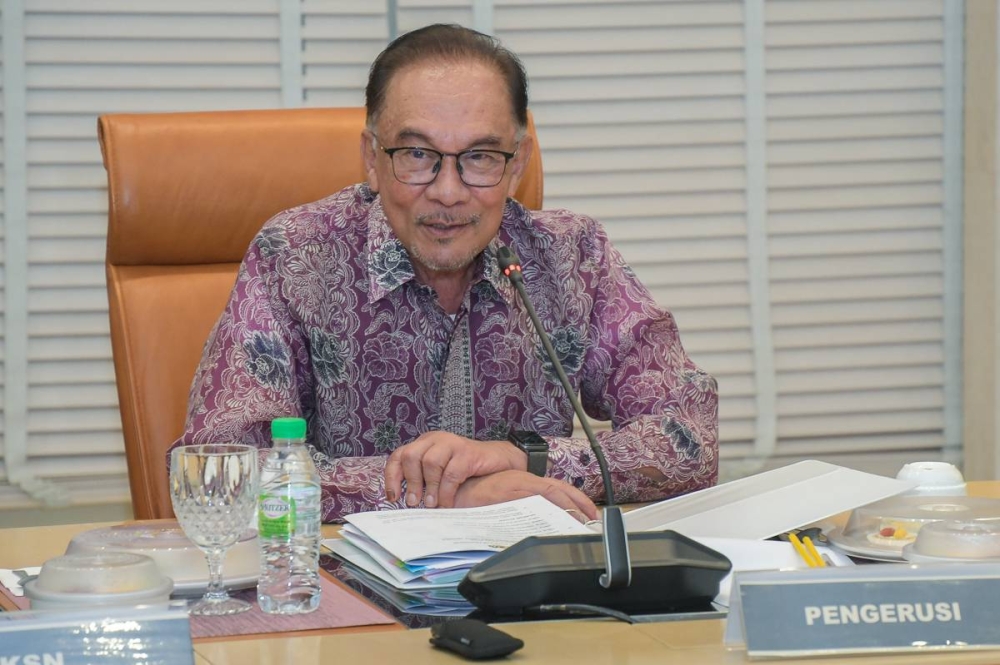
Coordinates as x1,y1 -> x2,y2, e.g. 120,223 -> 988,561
457,245 -> 731,618
495,244 -> 631,589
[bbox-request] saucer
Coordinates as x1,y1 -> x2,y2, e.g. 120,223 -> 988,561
66,521 -> 259,591
902,543 -> 1000,565
171,572 -> 259,597
825,526 -> 906,562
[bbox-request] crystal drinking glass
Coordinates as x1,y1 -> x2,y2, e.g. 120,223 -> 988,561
170,444 -> 258,616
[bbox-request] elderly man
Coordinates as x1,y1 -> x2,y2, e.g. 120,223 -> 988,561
173,23 -> 718,522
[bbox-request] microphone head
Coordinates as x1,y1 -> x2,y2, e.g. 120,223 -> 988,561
496,245 -> 522,281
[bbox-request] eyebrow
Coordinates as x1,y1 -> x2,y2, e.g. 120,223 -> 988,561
392,128 -> 507,150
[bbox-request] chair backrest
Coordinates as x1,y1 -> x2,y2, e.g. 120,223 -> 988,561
99,107 -> 544,519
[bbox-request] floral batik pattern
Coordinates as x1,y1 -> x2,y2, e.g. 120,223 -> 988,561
174,184 -> 719,521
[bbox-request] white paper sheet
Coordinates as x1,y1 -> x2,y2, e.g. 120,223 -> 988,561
624,460 -> 917,540
324,538 -> 454,590
692,537 -> 854,607
342,494 -> 591,563
330,531 -> 426,585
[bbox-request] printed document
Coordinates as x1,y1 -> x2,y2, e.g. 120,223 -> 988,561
340,494 -> 591,564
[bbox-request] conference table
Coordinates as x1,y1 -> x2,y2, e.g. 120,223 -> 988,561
3,482 -> 1000,664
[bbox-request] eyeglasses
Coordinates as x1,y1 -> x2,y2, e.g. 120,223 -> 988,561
375,138 -> 517,188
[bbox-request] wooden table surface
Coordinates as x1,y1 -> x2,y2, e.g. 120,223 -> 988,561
3,482 -> 1000,664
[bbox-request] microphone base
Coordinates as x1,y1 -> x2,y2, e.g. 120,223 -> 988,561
457,530 -> 731,617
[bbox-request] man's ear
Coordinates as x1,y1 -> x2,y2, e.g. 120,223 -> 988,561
505,134 -> 534,199
361,130 -> 381,192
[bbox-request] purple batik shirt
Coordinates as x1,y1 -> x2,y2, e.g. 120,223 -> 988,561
174,184 -> 719,522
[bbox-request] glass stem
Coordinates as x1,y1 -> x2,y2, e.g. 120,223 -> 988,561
204,548 -> 228,600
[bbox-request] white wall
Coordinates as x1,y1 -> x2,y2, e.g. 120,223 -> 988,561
963,0 -> 1000,482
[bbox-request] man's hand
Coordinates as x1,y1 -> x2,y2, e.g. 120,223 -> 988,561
453,470 -> 599,521
384,431 -> 526,509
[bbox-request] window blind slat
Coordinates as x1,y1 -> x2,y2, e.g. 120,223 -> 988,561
27,39 -> 281,64
530,51 -> 744,77
495,3 -> 743,29
506,27 -> 744,54
779,366 -> 944,393
28,0 -> 279,14
766,1 -> 942,24
25,14 -> 280,39
778,411 -> 943,439
770,161 -> 942,188
769,114 -> 942,141
771,299 -> 943,326
767,43 -> 943,70
27,64 -> 282,89
766,20 -> 942,47
773,321 -> 942,348
776,343 -> 942,372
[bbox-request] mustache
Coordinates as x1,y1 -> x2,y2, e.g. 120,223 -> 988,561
416,212 -> 481,226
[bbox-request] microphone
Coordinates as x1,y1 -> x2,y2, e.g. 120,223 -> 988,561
456,245 -> 731,618
495,244 -> 630,589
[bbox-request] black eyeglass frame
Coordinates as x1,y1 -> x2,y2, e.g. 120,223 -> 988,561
376,142 -> 518,188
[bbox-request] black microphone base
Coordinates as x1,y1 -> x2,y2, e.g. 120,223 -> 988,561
457,530 -> 731,617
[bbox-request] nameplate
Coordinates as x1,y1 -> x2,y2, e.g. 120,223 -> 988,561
729,563 -> 1000,659
0,603 -> 193,665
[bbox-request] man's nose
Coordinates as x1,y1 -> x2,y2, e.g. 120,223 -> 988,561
425,155 -> 470,205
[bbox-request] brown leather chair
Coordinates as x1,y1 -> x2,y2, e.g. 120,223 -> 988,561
99,107 -> 544,519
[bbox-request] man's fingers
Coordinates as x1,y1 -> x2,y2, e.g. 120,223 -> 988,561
398,451 -> 428,507
419,446 -> 455,508
434,463 -> 469,509
569,490 -> 599,522
386,437 -> 434,507
540,481 -> 598,521
538,484 -> 582,513
384,433 -> 517,508
384,455 -> 402,503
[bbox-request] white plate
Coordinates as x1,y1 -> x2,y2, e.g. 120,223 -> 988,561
171,572 -> 259,597
826,526 -> 907,562
66,522 -> 259,589
901,544 -> 1000,565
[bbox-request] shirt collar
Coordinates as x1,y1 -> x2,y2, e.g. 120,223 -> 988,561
366,197 -> 417,302
365,195 -> 519,307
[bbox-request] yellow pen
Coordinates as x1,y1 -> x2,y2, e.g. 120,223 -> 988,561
788,532 -> 818,568
802,536 -> 826,567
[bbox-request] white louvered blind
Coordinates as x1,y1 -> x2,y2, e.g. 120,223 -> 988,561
764,0 -> 958,474
301,1 -> 386,108
0,0 -> 389,513
493,0 -> 960,479
398,0 -> 474,33
494,0 -> 757,462
2,0 -> 286,510
0,1 -> 963,516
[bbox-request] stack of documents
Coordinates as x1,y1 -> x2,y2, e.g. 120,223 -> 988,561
324,461 -> 918,614
337,563 -> 476,617
323,495 -> 593,608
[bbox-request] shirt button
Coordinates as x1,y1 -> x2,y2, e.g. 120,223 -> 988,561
579,452 -> 591,465
573,477 -> 585,489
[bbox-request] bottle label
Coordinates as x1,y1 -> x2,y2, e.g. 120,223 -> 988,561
258,493 -> 297,538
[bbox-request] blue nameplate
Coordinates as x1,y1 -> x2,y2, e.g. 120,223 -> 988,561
0,603 -> 193,665
728,563 -> 1000,659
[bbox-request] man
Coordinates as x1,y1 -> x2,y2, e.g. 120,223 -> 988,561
174,24 -> 718,523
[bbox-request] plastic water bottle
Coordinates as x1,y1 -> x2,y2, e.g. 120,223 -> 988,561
257,417 -> 322,614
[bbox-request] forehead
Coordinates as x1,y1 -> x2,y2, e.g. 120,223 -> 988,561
377,60 -> 517,146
